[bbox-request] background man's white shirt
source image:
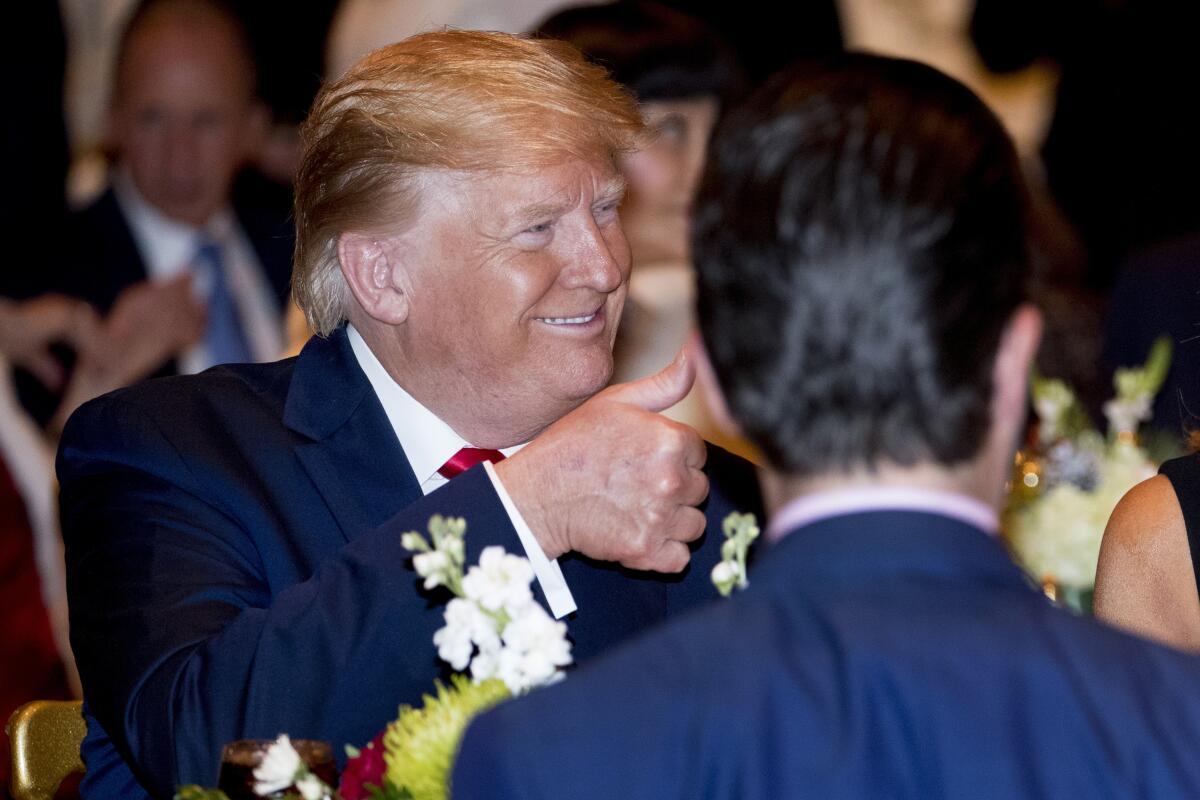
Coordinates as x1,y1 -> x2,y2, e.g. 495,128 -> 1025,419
113,171 -> 283,371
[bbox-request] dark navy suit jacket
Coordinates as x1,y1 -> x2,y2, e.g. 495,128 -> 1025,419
56,327 -> 760,798
63,182 -> 294,315
454,510 -> 1200,799
15,181 -> 296,428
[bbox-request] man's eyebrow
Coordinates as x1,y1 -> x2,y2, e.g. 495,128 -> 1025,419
508,175 -> 628,228
514,197 -> 573,227
596,175 -> 627,204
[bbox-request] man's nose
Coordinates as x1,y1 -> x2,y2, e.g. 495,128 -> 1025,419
164,123 -> 200,176
561,219 -> 627,293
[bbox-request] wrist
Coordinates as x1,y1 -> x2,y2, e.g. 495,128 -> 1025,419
493,456 -> 568,559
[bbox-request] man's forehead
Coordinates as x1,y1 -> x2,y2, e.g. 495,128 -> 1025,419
117,13 -> 254,104
431,159 -> 625,219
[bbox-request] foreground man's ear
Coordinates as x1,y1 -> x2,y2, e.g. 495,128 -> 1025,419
992,303 -> 1044,435
337,232 -> 412,325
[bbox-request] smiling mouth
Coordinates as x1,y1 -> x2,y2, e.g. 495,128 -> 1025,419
535,312 -> 598,326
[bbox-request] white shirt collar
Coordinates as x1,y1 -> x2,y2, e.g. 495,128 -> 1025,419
345,324 -> 573,618
112,169 -> 238,275
346,324 -> 523,487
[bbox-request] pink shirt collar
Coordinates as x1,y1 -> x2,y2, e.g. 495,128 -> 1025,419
766,486 -> 999,544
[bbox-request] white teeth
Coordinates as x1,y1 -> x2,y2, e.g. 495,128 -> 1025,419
537,314 -> 596,325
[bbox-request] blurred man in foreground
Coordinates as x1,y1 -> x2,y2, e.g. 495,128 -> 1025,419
452,55 -> 1200,798
58,30 -> 758,798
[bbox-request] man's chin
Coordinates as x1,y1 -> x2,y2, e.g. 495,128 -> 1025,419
555,358 -> 614,405
152,195 -> 222,227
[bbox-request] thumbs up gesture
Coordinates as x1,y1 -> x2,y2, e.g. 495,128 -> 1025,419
494,351 -> 710,573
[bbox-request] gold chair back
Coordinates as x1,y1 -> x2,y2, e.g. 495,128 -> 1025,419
6,700 -> 86,800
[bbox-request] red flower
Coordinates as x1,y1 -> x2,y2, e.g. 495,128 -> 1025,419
339,731 -> 387,800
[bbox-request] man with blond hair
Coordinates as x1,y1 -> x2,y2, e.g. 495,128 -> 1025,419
58,29 -> 759,798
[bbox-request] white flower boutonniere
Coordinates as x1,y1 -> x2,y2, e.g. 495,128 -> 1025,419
711,511 -> 759,597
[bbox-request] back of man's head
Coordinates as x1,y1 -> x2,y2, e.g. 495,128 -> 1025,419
694,54 -> 1030,476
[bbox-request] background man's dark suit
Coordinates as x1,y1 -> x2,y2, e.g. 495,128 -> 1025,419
63,180 -> 294,316
57,326 -> 760,799
11,178 -> 295,427
455,510 -> 1200,799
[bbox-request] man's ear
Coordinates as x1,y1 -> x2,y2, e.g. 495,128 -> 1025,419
338,232 -> 411,325
687,330 -> 744,440
993,304 -> 1043,420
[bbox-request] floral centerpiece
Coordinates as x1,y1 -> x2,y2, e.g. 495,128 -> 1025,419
178,510 -> 756,800
1004,338 -> 1172,611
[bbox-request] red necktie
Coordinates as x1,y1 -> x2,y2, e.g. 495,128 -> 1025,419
437,447 -> 506,479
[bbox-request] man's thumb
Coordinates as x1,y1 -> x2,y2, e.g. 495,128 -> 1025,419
605,350 -> 695,412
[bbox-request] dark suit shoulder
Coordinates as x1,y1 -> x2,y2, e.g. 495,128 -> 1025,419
56,357 -> 300,504
456,521 -> 1200,799
703,443 -> 761,512
63,357 -> 297,432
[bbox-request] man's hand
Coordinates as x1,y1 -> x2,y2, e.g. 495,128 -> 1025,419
51,277 -> 206,434
495,352 -> 709,573
0,294 -> 99,389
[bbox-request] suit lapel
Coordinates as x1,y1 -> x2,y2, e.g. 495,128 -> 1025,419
91,188 -> 154,311
284,327 -> 423,542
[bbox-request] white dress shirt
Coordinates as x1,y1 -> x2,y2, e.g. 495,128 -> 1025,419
347,325 -> 577,618
112,172 -> 283,372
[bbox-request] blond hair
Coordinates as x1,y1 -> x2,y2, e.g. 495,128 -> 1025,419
293,30 -> 645,335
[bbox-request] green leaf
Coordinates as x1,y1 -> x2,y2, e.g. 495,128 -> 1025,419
174,787 -> 231,800
1141,336 -> 1172,396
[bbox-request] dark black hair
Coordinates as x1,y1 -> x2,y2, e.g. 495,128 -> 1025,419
534,1 -> 746,105
693,54 -> 1030,475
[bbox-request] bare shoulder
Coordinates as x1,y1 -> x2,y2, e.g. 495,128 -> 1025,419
1104,475 -> 1184,551
1094,474 -> 1200,651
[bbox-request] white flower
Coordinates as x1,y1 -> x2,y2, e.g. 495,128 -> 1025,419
252,734 -> 301,796
295,773 -> 328,800
1103,396 -> 1152,436
412,550 -> 450,589
494,603 -> 573,694
711,559 -> 745,597
711,561 -> 740,584
461,547 -> 535,613
469,641 -> 500,683
400,532 -> 428,553
1009,447 -> 1155,588
434,598 -> 497,671
444,535 -> 465,565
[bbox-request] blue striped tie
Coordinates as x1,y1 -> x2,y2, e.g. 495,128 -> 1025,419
194,239 -> 252,365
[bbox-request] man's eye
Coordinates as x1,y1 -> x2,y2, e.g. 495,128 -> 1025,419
514,221 -> 554,247
593,201 -> 621,222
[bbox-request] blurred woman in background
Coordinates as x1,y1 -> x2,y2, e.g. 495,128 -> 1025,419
535,1 -> 753,456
